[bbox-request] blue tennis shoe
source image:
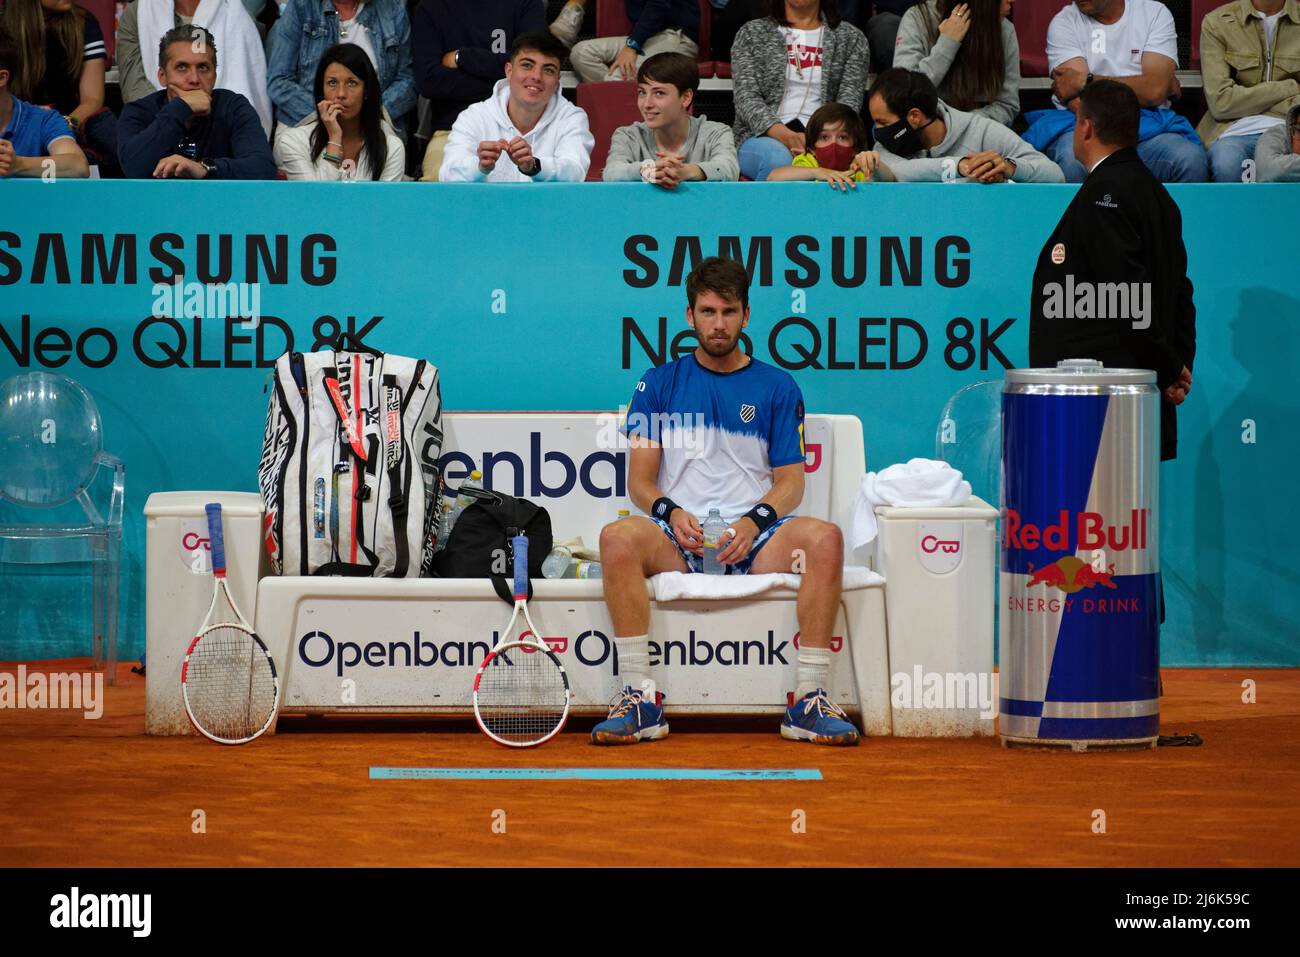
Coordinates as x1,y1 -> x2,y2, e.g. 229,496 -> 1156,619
781,689 -> 861,745
591,682 -> 669,745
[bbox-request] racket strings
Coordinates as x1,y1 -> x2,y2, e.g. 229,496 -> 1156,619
185,627 -> 277,742
475,647 -> 568,745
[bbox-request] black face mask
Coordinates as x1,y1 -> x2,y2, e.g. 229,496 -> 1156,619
876,115 -> 935,158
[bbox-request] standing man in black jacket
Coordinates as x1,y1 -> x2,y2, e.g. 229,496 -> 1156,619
1029,79 -> 1195,463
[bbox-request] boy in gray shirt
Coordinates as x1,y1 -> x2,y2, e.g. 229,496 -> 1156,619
856,68 -> 1062,182
602,52 -> 738,186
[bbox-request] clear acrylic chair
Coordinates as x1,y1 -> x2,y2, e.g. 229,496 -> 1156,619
934,379 -> 1003,508
0,373 -> 125,684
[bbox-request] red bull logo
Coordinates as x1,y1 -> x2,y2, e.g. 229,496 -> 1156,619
1004,508 -> 1149,552
1026,556 -> 1118,594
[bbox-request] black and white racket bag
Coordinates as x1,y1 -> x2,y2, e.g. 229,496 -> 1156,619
259,345 -> 443,577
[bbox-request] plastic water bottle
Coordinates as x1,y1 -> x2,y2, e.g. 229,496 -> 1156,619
542,545 -> 573,579
434,494 -> 456,550
702,508 -> 727,575
574,560 -> 602,579
445,470 -> 483,537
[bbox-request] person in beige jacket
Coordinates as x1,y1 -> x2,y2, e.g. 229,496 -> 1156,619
1198,0 -> 1300,181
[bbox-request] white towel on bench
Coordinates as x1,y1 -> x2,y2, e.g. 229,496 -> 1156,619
848,458 -> 972,555
651,565 -> 883,601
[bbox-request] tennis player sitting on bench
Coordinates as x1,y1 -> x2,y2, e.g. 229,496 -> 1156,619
594,256 -> 859,747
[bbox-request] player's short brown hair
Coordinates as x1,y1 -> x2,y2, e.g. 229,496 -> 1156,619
686,257 -> 749,312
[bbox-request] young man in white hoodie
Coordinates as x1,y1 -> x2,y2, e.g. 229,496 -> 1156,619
438,30 -> 594,182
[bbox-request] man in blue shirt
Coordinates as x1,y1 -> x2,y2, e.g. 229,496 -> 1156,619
595,256 -> 860,746
117,24 -> 275,180
0,27 -> 89,179
553,0 -> 700,83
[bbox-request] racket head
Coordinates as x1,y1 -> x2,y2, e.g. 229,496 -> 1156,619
473,636 -> 571,748
181,624 -> 280,745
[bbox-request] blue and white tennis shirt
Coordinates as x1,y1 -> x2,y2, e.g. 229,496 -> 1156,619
622,354 -> 806,524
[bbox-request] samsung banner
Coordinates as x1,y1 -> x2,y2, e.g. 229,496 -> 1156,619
1,181 -> 1295,666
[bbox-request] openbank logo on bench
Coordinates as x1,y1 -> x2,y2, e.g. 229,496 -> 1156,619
436,427 -> 823,499
298,628 -> 830,676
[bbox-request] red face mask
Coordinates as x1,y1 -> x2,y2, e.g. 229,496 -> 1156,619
814,142 -> 857,172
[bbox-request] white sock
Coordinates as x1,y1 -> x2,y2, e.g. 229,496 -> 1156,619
796,647 -> 832,700
615,634 -> 650,693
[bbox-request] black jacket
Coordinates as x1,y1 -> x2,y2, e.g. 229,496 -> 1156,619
1029,147 -> 1196,461
412,0 -> 546,132
118,90 -> 276,181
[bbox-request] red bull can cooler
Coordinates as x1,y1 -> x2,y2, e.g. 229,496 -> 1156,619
1000,359 -> 1160,749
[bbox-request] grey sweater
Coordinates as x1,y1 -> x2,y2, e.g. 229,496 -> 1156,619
875,101 -> 1063,182
893,0 -> 1020,127
603,115 -> 740,181
730,15 -> 870,147
1256,123 -> 1300,182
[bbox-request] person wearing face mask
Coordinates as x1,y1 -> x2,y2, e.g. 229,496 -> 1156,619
854,67 -> 1062,181
767,101 -> 869,188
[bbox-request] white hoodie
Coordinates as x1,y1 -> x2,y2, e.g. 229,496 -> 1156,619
439,78 -> 594,183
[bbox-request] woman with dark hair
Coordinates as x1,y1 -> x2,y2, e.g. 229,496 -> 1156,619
767,100 -> 868,188
730,0 -> 870,181
273,43 -> 405,181
893,0 -> 1019,127
267,0 -> 415,133
1,0 -> 118,171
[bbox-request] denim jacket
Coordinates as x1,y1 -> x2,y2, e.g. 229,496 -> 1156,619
267,0 -> 417,127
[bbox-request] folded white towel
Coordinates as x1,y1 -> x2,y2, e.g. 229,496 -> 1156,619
849,458 -> 972,556
651,565 -> 883,601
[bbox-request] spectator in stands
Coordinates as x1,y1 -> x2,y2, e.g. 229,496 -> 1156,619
712,0 -> 766,62
604,51 -> 739,183
0,0 -> 118,174
439,30 -> 594,181
893,0 -> 1019,126
116,0 -> 273,136
551,0 -> 701,82
118,24 -> 277,178
267,0 -> 415,136
273,42 -> 405,180
767,100 -> 869,186
0,25 -> 90,177
1257,101 -> 1300,179
861,67 -> 1062,180
1026,0 -> 1206,182
732,0 -> 870,180
861,1 -> 925,72
411,0 -> 544,182
1197,0 -> 1300,183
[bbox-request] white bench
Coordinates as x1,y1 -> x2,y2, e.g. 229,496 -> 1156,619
146,412 -> 997,737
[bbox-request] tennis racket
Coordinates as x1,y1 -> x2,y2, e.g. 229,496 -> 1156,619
472,533 -> 571,747
181,503 -> 280,745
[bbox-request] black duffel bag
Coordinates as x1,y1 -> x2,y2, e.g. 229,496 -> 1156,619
431,486 -> 553,603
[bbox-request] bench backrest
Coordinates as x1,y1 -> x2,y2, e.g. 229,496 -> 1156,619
437,412 -> 865,557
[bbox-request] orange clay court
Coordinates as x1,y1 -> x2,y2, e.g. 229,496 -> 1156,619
3,660 -> 1297,869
